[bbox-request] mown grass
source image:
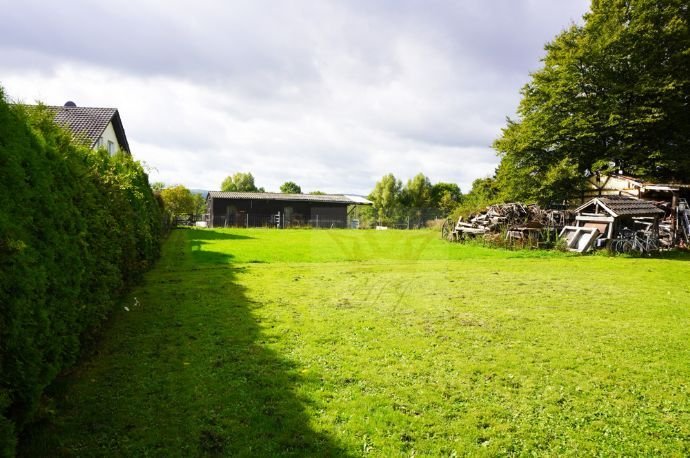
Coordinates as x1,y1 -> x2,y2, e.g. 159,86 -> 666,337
20,228 -> 690,456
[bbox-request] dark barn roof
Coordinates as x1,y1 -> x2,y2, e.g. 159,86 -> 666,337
45,105 -> 131,153
208,191 -> 371,205
576,196 -> 664,217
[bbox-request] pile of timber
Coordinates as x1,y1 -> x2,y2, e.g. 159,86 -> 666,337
657,200 -> 690,248
448,203 -> 570,241
657,201 -> 676,248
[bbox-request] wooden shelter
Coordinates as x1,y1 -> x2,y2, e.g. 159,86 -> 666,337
559,197 -> 663,252
583,174 -> 690,203
574,196 -> 664,238
206,191 -> 371,228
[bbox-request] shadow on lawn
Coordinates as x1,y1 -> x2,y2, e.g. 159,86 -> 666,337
655,249 -> 690,261
186,250 -> 348,456
190,239 -> 238,265
18,231 -> 348,457
184,227 -> 255,241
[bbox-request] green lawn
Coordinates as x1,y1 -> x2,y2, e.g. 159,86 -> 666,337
21,229 -> 690,456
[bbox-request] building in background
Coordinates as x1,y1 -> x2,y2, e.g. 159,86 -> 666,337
207,191 -> 371,228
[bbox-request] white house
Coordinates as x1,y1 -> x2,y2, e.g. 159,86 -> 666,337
47,101 -> 131,155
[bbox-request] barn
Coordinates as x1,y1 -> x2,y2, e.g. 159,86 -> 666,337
207,191 -> 372,228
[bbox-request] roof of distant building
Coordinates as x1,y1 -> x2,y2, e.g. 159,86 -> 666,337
207,191 -> 372,205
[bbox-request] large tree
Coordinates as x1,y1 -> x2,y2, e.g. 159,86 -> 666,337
402,173 -> 433,225
220,172 -> 263,192
160,185 -> 196,216
494,0 -> 690,203
368,173 -> 402,225
431,182 -> 462,216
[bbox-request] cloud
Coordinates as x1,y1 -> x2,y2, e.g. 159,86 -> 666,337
0,0 -> 590,195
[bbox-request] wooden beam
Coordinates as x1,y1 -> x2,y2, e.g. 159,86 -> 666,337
575,215 -> 615,223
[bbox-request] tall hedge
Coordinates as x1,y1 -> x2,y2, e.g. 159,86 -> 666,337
0,89 -> 164,455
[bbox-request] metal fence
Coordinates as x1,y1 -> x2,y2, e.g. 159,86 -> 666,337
174,213 -> 205,226
211,214 -> 347,229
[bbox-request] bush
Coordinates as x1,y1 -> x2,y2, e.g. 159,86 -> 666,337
0,89 -> 164,454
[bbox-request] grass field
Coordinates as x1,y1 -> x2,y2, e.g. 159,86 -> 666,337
21,228 -> 690,456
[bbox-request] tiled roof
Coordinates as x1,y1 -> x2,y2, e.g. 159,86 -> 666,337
577,196 -> 664,217
44,105 -> 130,153
208,191 -> 371,205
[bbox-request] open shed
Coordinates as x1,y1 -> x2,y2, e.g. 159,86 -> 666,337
574,196 -> 664,239
207,191 -> 371,228
560,196 -> 665,252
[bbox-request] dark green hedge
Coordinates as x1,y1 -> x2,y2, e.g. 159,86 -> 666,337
0,89 -> 164,455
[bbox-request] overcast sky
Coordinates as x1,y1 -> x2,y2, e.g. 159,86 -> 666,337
1,0 -> 589,194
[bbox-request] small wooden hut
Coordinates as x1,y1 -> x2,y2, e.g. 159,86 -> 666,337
560,196 -> 664,251
573,196 -> 664,239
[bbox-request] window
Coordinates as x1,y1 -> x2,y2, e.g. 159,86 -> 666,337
107,140 -> 115,155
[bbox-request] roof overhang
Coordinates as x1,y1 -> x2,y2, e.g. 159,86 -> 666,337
109,110 -> 130,154
207,191 -> 372,205
575,197 -> 664,218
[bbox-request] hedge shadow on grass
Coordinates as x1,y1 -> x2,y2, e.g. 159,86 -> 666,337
19,231 -> 348,457
185,228 -> 255,241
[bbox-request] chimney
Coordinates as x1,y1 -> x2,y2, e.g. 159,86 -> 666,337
64,101 -> 77,107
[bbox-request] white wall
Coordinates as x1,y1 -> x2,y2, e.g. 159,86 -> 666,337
94,122 -> 121,155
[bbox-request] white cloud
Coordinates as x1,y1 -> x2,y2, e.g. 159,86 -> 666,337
0,0 -> 589,195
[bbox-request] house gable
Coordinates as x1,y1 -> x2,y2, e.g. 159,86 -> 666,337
47,102 -> 131,154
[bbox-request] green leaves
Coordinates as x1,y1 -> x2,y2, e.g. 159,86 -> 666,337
220,172 -> 263,192
368,173 -> 403,225
494,0 -> 690,202
161,185 -> 197,216
279,181 -> 302,194
0,89 -> 164,449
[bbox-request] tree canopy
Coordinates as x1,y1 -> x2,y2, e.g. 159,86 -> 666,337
150,181 -> 166,193
160,185 -> 196,216
431,182 -> 462,217
368,173 -> 402,225
367,173 -> 462,226
220,172 -> 264,192
279,181 -> 302,194
402,173 -> 433,225
493,0 -> 690,204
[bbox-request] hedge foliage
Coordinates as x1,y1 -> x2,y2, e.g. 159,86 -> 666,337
0,88 -> 165,455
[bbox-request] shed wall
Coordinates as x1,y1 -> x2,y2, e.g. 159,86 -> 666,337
209,197 -> 348,228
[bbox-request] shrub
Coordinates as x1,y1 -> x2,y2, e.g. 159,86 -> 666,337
0,89 -> 164,454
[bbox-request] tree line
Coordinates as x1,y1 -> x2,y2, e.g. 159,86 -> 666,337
365,173 -> 462,227
157,171 -> 464,227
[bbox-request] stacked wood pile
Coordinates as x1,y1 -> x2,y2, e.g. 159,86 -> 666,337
657,201 -> 676,248
442,203 -> 571,243
657,199 -> 690,248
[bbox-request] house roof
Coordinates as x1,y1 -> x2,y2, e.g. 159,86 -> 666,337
45,104 -> 131,153
589,174 -> 690,191
575,196 -> 664,217
208,191 -> 372,205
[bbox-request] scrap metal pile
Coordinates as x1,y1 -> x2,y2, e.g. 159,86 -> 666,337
442,203 -> 571,244
658,199 -> 690,248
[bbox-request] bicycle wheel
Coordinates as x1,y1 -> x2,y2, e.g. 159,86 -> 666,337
620,240 -> 634,254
